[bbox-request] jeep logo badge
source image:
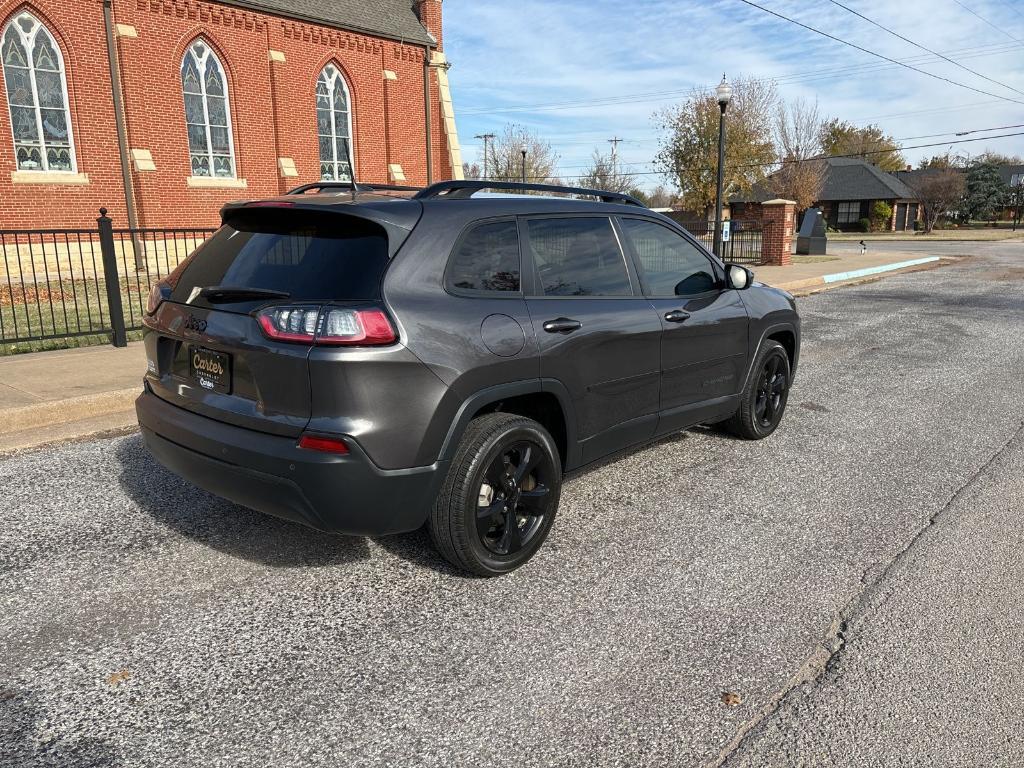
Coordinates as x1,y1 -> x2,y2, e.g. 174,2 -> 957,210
184,314 -> 208,334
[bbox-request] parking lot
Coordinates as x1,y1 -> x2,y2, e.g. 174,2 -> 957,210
2,242 -> 1022,767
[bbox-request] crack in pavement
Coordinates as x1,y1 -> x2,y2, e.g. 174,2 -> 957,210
706,418 -> 1024,768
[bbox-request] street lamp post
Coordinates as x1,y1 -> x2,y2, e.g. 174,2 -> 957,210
713,74 -> 733,258
521,149 -> 527,184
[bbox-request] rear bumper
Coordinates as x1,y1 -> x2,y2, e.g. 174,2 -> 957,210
136,388 -> 445,536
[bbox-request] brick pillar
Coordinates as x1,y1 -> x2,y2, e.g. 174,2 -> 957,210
761,199 -> 796,266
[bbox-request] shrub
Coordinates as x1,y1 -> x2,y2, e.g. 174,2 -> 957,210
857,217 -> 872,232
871,201 -> 893,231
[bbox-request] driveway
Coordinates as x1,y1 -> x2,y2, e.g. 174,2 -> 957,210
2,243 -> 1022,767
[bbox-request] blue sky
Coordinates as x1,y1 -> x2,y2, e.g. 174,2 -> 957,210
443,0 -> 1024,190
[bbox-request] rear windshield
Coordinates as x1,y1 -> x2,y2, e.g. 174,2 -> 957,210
169,211 -> 389,310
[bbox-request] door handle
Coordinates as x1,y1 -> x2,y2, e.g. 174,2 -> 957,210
543,317 -> 583,334
664,309 -> 691,323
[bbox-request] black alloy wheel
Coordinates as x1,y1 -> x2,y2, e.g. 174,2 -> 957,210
755,353 -> 788,429
475,440 -> 553,557
430,413 -> 562,576
720,339 -> 791,440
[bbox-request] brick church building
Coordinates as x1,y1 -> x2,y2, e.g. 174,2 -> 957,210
0,0 -> 462,229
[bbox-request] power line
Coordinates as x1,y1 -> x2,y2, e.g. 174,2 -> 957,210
733,0 -> 1024,106
951,0 -> 1024,44
526,130 -> 1024,180
826,0 -> 1024,97
457,40 -> 1022,117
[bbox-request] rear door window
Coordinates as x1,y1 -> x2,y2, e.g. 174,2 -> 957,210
168,211 -> 389,311
445,219 -> 521,293
526,217 -> 632,296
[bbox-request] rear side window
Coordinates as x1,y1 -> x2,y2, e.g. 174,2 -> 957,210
619,218 -> 718,296
446,220 -> 521,293
169,211 -> 388,309
526,217 -> 632,297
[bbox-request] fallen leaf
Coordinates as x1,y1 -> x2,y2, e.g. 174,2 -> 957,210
106,670 -> 131,686
721,691 -> 742,707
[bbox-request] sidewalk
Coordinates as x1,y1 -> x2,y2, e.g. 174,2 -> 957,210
759,249 -> 949,293
0,249 -> 952,453
0,342 -> 145,453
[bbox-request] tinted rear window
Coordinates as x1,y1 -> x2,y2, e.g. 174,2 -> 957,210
446,219 -> 521,293
169,211 -> 388,309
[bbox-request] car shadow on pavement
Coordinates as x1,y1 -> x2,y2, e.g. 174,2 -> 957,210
372,526 -> 469,577
114,435 -> 371,568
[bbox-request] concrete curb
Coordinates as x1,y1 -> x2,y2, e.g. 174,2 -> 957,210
1,387 -> 139,435
774,256 -> 944,293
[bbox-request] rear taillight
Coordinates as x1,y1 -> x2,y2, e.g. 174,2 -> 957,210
257,306 -> 320,343
146,282 -> 169,315
318,308 -> 395,346
256,306 -> 397,346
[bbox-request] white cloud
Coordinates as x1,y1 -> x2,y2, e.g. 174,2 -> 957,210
444,0 -> 1024,187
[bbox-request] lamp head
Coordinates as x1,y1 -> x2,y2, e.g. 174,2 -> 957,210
716,74 -> 733,107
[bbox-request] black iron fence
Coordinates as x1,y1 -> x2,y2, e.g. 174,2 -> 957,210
0,210 -> 215,349
668,216 -> 766,266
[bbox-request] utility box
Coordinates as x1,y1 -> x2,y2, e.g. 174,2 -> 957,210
796,208 -> 827,255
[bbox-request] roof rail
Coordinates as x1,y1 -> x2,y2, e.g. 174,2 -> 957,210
286,181 -> 424,196
413,180 -> 646,207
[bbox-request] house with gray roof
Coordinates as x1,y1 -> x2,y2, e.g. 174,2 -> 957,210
732,158 -> 922,231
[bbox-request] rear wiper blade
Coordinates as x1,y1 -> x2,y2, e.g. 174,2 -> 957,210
197,286 -> 291,303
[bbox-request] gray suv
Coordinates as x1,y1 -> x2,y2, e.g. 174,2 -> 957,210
136,180 -> 800,576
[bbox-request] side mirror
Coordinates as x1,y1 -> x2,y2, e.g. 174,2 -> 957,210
726,263 -> 754,290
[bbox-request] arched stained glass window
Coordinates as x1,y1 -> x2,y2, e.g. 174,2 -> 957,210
181,39 -> 235,178
317,64 -> 353,181
2,12 -> 76,172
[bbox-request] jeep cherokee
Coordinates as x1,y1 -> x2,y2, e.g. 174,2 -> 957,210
136,180 -> 800,576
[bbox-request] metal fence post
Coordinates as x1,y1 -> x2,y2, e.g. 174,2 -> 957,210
97,208 -> 128,347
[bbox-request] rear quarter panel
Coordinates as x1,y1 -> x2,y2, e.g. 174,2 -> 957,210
381,211 -> 541,466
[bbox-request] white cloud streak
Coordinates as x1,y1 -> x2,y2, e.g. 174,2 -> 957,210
444,0 -> 1024,185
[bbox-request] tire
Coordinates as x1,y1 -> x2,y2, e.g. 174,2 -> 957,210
722,340 -> 792,440
429,412 -> 562,576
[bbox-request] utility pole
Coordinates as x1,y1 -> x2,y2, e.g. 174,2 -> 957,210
608,136 -> 623,187
474,133 -> 494,180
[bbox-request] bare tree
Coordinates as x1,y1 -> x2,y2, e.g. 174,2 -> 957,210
462,162 -> 482,180
908,169 -> 966,233
480,124 -> 560,185
654,77 -> 777,217
768,98 -> 825,211
646,184 -> 677,209
578,148 -> 637,193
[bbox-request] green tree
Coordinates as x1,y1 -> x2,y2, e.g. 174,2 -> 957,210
918,153 -> 965,171
972,150 -> 1023,167
961,163 -> 1008,222
654,77 -> 777,216
818,119 -> 905,172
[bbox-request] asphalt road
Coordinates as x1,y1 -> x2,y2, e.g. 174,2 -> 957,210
2,242 -> 1022,767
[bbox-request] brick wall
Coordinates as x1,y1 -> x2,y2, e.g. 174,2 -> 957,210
0,0 -> 451,230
